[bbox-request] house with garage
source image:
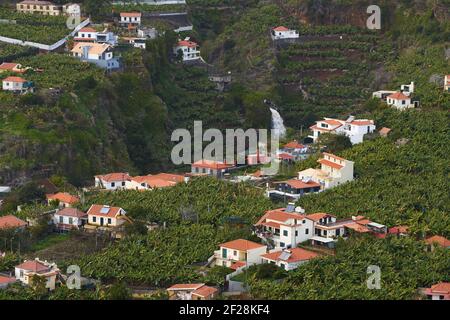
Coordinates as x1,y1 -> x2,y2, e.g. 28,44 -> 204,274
46,192 -> 79,208
53,207 -> 87,232
86,204 -> 128,228
298,153 -> 354,190
15,259 -> 60,291
173,38 -> 201,61
213,239 -> 267,270
309,116 -> 376,145
267,179 -> 321,200
167,283 -> 218,300
2,76 -> 34,94
261,247 -> 319,271
94,172 -> 131,190
71,42 -> 120,70
423,282 -> 450,300
270,26 -> 299,40
254,205 -> 314,249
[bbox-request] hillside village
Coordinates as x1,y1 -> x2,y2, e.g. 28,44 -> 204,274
0,0 -> 448,301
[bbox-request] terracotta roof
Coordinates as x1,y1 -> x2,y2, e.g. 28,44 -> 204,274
425,235 -> 450,247
230,261 -> 246,270
388,92 -> 410,100
95,172 -> 131,183
152,173 -> 185,183
350,120 -> 374,126
192,160 -> 233,170
57,208 -> 87,218
79,27 -> 97,33
19,1 -> 55,5
219,239 -> 265,251
277,153 -> 294,160
428,282 -> 450,294
0,276 -> 16,285
345,222 -> 370,233
120,12 -> 142,17
309,125 -> 333,132
46,192 -> 79,205
132,175 -> 177,188
322,119 -> 343,126
87,205 -> 124,218
177,40 -> 198,48
167,283 -> 205,291
192,285 -> 218,298
71,42 -> 112,56
262,248 -> 319,263
306,213 -> 334,222
261,221 -> 281,229
256,208 -> 307,226
379,127 -> 391,135
15,260 -> 50,273
282,179 -> 321,189
318,158 -> 344,170
0,62 -> 20,70
322,152 -> 346,161
3,76 -> 27,83
284,141 -> 305,149
273,26 -> 289,31
388,225 -> 409,234
0,215 -> 27,230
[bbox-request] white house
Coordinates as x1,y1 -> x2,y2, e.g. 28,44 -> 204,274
307,213 -> 351,248
213,239 -> 267,269
444,75 -> 450,92
71,42 -> 120,70
15,259 -> 60,291
120,12 -> 142,27
261,248 -> 319,271
270,26 -> 299,40
191,160 -> 234,179
75,28 -> 118,46
298,153 -> 354,190
62,3 -> 81,17
309,116 -> 376,145
255,205 -> 314,249
267,179 -> 321,200
122,37 -> 147,49
53,207 -> 87,231
86,205 -> 128,228
173,38 -> 201,61
2,76 -> 34,94
386,92 -> 415,110
94,172 -> 131,190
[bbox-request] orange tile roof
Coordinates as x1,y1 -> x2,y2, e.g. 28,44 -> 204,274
95,172 -> 131,183
57,208 -> 87,218
322,119 -> 343,126
167,283 -> 205,291
3,76 -> 27,83
345,223 -> 370,233
379,127 -> 391,135
277,153 -> 294,160
192,160 -> 233,170
306,213 -> 334,222
256,208 -> 307,226
309,124 -> 333,132
120,12 -> 142,17
71,42 -> 112,56
388,225 -> 409,234
350,120 -> 374,126
0,215 -> 27,230
428,282 -> 450,294
177,40 -> 198,48
284,141 -> 305,149
318,158 -> 344,170
46,192 -> 79,205
230,261 -> 246,270
0,275 -> 15,285
0,62 -> 20,70
425,235 -> 450,247
153,173 -> 185,183
219,239 -> 265,251
192,285 -> 218,298
262,248 -> 319,263
273,26 -> 289,31
87,205 -> 124,218
283,179 -> 321,189
16,260 -> 50,273
79,27 -> 97,33
388,92 -> 410,100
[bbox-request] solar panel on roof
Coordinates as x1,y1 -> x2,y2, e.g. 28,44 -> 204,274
100,207 -> 110,214
279,251 -> 291,260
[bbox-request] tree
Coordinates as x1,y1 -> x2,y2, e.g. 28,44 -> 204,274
317,133 -> 352,153
104,281 -> 131,300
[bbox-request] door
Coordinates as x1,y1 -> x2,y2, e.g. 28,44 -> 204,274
100,217 -> 104,226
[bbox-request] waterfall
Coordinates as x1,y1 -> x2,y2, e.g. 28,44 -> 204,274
270,108 -> 287,138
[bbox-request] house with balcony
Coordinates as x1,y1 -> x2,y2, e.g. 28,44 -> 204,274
307,213 -> 351,248
74,28 -> 118,46
46,192 -> 79,208
15,259 -> 60,291
173,38 -> 201,61
167,283 -> 218,300
298,153 -> 354,190
191,160 -> 235,179
270,26 -> 299,40
261,248 -> 319,271
267,179 -> 321,200
309,116 -> 376,145
278,140 -> 310,161
94,172 -> 131,190
254,205 -> 314,249
423,282 -> 450,300
2,76 -> 34,94
71,42 -> 120,70
17,0 -> 63,16
120,12 -> 142,28
53,208 -> 87,232
213,239 -> 267,270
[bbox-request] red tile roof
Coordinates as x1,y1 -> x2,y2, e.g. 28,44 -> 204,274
167,283 -> 205,291
95,172 -> 131,182
192,285 -> 218,298
283,179 -> 321,189
318,158 -> 344,170
87,205 -> 124,218
230,261 -> 246,270
177,40 -> 198,48
256,208 -> 308,226
16,260 -> 50,273
262,248 -> 319,263
0,275 -> 16,285
284,141 -> 305,149
388,92 -> 410,100
57,208 -> 87,218
219,239 -> 265,251
273,26 -> 289,31
46,192 -> 79,205
277,153 -> 294,160
306,213 -> 334,222
120,12 -> 142,17
427,282 -> 450,294
0,62 -> 20,70
388,225 -> 409,234
425,235 -> 450,247
3,76 -> 27,83
192,160 -> 233,170
0,215 -> 27,230
350,120 -> 374,126
79,27 -> 97,33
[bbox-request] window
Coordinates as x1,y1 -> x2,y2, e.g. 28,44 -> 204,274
283,230 -> 288,237
111,182 -> 115,187
121,181 -> 125,186
92,216 -> 96,222
280,242 -> 285,247
68,217 -> 73,225
302,219 -> 306,224
305,228 -> 309,234
336,229 -> 340,236
323,230 -> 328,236
59,216 -> 63,223
295,231 -> 298,237
233,250 -> 237,256
108,218 -> 112,224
